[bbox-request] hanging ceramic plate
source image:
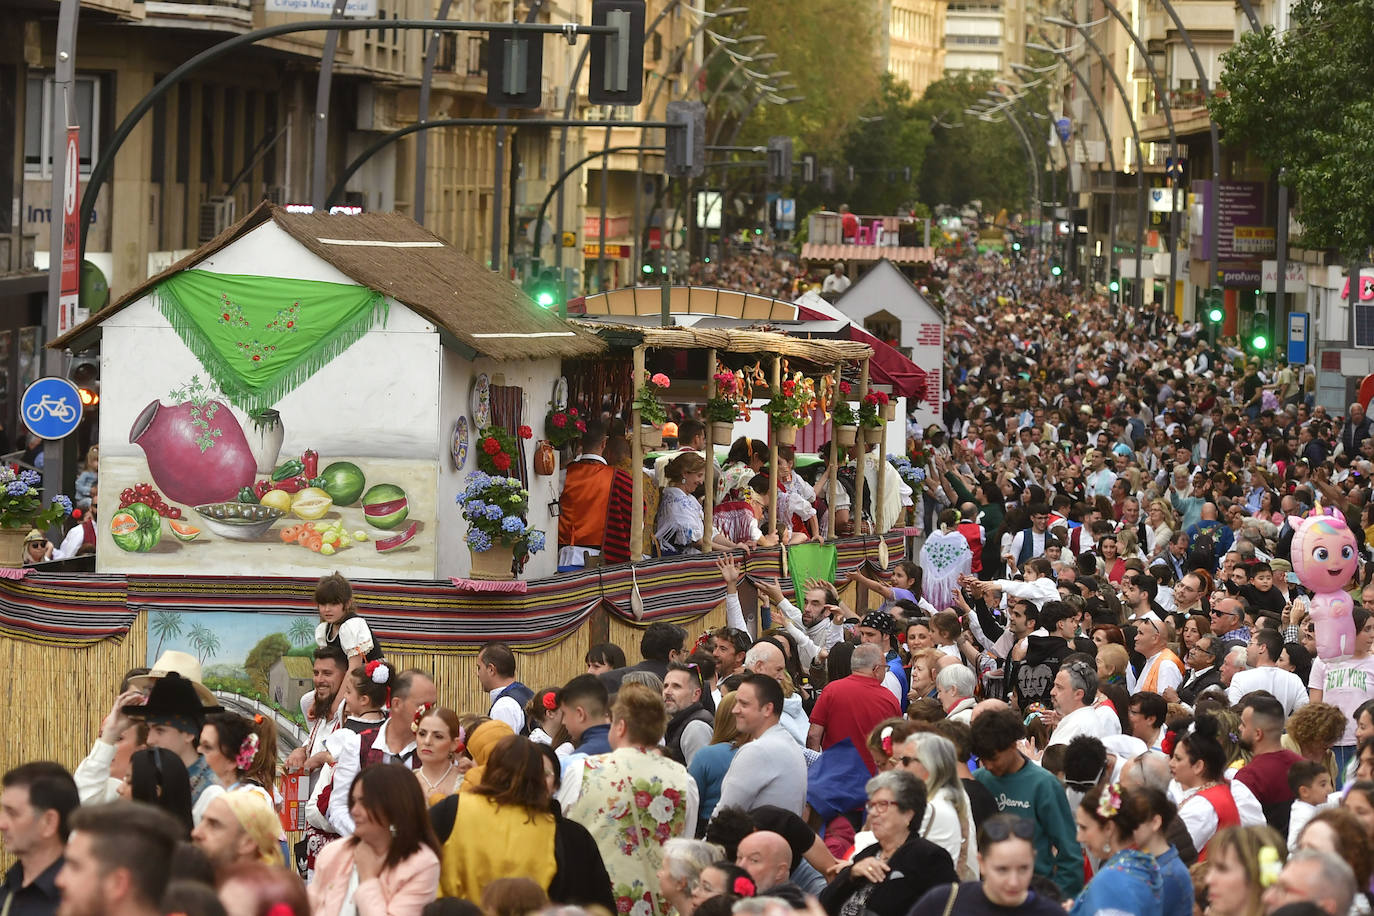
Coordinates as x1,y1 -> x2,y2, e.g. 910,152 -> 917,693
471,373 -> 491,429
451,417 -> 470,469
553,376 -> 569,411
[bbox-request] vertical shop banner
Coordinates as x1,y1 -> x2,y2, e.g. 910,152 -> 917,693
59,127 -> 81,334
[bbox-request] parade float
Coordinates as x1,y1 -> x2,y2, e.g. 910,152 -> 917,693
6,206 -> 913,778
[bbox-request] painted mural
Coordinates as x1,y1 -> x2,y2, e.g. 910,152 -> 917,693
148,609 -> 318,729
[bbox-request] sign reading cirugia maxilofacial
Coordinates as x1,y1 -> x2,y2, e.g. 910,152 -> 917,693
264,0 -> 378,15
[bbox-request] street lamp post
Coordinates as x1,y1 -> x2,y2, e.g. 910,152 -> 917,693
1047,8 -> 1180,319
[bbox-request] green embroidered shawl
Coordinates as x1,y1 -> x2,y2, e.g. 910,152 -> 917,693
155,269 -> 388,414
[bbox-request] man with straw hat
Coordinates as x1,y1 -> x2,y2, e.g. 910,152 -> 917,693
123,673 -> 222,821
191,789 -> 283,873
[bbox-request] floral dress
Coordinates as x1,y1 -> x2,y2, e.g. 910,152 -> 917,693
564,747 -> 693,916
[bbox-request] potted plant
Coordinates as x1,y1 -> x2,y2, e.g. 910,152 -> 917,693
633,372 -> 671,448
0,468 -> 72,567
859,397 -> 884,444
831,399 -> 859,447
760,373 -> 815,447
705,369 -> 746,443
544,407 -> 587,450
475,424 -> 531,477
455,470 -> 547,579
868,388 -> 896,421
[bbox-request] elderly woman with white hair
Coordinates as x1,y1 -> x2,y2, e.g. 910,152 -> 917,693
658,838 -> 726,916
894,732 -> 978,880
934,665 -> 977,724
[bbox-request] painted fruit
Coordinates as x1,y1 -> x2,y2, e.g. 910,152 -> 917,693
320,462 -> 367,507
291,487 -> 334,520
128,399 -> 256,506
169,520 -> 201,542
110,502 -> 162,552
361,484 -> 409,530
258,489 -> 294,513
375,521 -> 419,552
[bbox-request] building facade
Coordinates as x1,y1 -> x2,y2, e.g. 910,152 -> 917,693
882,0 -> 946,99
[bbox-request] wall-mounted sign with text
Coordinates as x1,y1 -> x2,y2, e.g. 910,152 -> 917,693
265,0 -> 379,16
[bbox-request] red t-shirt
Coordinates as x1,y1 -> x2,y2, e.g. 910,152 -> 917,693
809,674 -> 901,773
1235,749 -> 1304,805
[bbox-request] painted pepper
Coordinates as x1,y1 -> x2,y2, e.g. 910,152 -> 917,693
302,449 -> 319,479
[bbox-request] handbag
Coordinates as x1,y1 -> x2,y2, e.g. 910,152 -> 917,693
940,882 -> 959,916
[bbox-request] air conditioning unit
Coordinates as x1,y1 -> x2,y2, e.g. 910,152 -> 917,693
198,196 -> 236,243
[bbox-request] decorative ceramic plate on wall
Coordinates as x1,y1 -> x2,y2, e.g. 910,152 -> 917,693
471,373 -> 491,428
452,416 -> 470,470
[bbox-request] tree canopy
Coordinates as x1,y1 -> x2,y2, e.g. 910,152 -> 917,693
1210,0 -> 1374,256
912,73 -> 1033,216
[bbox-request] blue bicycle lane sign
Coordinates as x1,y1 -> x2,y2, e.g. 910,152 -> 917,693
21,377 -> 83,440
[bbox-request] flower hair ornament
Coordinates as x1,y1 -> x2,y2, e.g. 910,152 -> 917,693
1258,845 -> 1282,887
364,660 -> 390,684
410,702 -> 435,734
1160,729 -> 1178,757
732,876 -> 756,898
265,905 -> 294,916
1097,782 -> 1123,820
541,691 -> 559,712
236,732 -> 260,771
880,726 -> 894,757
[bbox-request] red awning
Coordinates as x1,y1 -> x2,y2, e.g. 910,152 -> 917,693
795,301 -> 929,401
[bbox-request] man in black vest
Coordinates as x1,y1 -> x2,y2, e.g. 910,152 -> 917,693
662,662 -> 714,765
478,643 -> 533,733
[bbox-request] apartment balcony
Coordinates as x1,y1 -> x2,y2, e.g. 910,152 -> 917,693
141,0 -> 253,31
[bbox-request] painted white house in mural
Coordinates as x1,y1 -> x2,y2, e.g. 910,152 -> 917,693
51,202 -> 603,580
833,258 -> 945,432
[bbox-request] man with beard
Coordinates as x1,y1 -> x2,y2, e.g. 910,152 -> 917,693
285,645 -> 347,877
55,803 -> 182,916
662,663 -> 714,765
1234,693 -> 1303,836
1010,599 -> 1074,712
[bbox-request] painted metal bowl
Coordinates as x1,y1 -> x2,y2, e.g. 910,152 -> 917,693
192,502 -> 286,540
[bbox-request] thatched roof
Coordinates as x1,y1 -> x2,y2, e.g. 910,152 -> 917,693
50,201 -> 603,360
572,321 -> 873,364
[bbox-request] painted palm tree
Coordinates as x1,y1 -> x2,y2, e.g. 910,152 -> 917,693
288,616 -> 316,647
187,623 -> 222,664
149,611 -> 184,658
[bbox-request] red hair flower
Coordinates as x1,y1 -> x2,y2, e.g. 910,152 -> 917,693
732,877 -> 755,897
1160,730 -> 1177,757
880,725 -> 894,757
482,437 -> 501,455
518,425 -> 533,439
542,692 -> 558,711
266,905 -> 294,916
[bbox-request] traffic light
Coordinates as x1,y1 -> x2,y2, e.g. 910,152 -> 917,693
527,268 -> 560,309
1011,241 -> 1021,252
1050,262 -> 1063,277
1205,297 -> 1224,324
641,261 -> 655,276
767,136 -> 793,183
1108,276 -> 1120,294
486,28 -> 544,108
665,101 -> 706,178
1250,309 -> 1271,354
589,0 -> 646,105
69,354 -> 99,409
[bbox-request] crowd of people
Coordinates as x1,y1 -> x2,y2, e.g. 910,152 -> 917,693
11,247 -> 1374,916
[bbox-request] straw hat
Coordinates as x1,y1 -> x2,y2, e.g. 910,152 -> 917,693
128,650 -> 219,708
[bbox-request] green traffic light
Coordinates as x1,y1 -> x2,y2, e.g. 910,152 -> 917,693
536,291 -> 555,307
642,263 -> 654,275
1208,307 -> 1225,323
1109,280 -> 1120,292
1012,242 -> 1021,251
1051,265 -> 1062,276
703,257 -> 711,263
1252,334 -> 1269,351
754,228 -> 763,235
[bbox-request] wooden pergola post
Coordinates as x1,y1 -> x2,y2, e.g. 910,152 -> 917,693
631,345 -> 646,558
874,375 -> 887,542
702,347 -> 717,553
827,361 -> 841,540
768,355 -> 781,547
855,358 -> 870,539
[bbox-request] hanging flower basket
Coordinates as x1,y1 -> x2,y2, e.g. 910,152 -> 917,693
709,421 -> 735,443
774,424 -> 798,447
863,425 -> 884,444
835,425 -> 858,447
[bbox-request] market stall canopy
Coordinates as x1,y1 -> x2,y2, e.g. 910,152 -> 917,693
572,320 -> 873,366
50,201 -> 604,361
570,286 -> 799,321
801,243 -> 934,265
794,292 -> 928,400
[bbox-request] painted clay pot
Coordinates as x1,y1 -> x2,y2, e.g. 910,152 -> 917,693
246,408 -> 286,474
129,399 -> 257,506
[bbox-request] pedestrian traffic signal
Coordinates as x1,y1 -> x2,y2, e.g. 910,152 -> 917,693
1108,277 -> 1120,293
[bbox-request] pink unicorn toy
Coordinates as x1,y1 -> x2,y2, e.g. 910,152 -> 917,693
1289,511 -> 1360,660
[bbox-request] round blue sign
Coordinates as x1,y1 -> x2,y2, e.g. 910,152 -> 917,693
21,377 -> 84,440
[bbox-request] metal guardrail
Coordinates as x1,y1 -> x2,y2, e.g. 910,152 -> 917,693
212,689 -> 308,754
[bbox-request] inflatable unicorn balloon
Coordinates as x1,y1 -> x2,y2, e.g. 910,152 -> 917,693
1290,510 -> 1360,660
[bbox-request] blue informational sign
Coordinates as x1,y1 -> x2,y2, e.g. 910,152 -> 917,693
776,198 -> 797,231
21,377 -> 83,440
1055,117 -> 1072,142
1288,312 -> 1309,365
